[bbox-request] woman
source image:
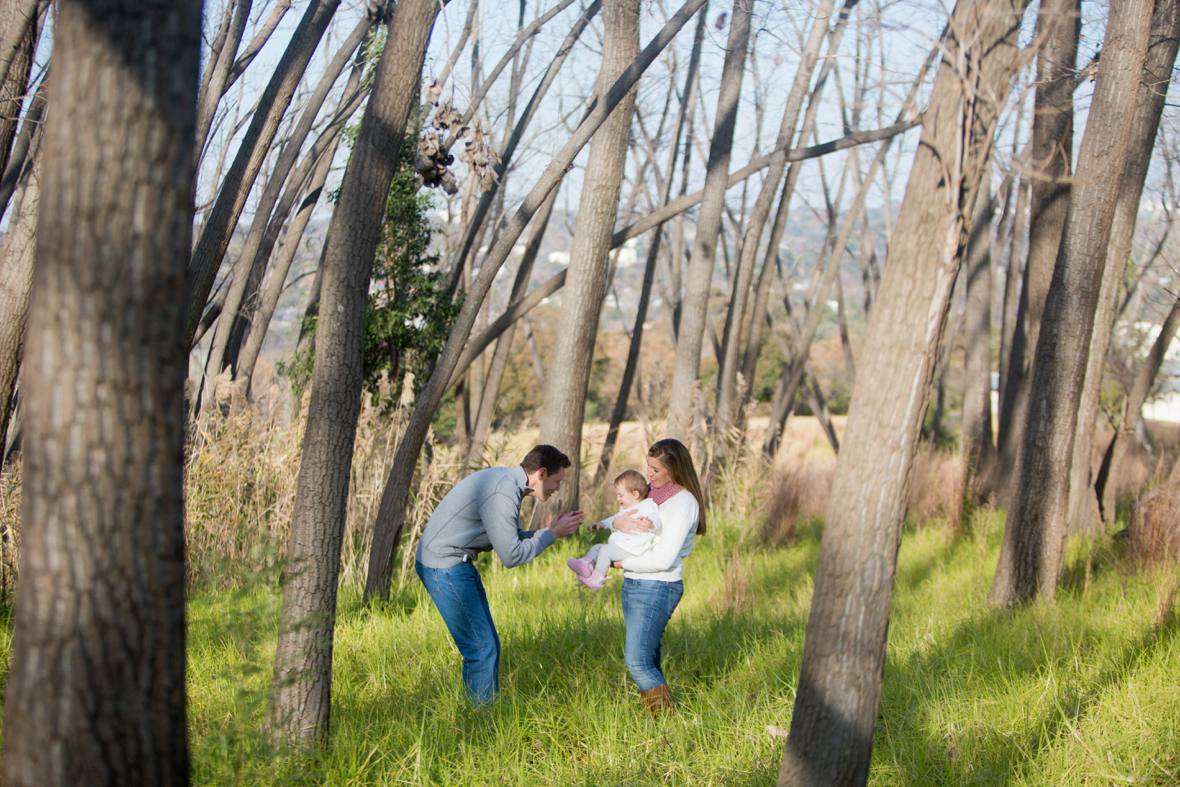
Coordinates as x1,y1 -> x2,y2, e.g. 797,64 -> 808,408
611,438 -> 706,713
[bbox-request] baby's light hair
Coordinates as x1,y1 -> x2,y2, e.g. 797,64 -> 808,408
613,469 -> 649,498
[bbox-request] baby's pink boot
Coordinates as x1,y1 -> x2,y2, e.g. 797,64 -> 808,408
578,572 -> 607,591
567,557 -> 593,578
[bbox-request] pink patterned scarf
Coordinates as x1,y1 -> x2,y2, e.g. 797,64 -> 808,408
649,482 -> 683,506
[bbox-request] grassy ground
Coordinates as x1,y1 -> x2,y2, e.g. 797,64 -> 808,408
150,510 -> 1178,785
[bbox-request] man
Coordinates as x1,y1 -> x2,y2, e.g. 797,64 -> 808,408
415,444 -> 584,704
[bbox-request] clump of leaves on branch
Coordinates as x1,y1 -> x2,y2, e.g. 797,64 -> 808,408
364,134 -> 458,409
283,134 -> 457,408
414,84 -> 500,194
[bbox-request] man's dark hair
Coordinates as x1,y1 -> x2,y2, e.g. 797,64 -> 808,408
521,444 -> 572,475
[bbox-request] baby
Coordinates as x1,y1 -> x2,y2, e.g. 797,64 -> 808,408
567,469 -> 661,590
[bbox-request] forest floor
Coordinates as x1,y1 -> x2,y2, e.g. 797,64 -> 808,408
0,415 -> 1177,784
9,509 -> 1164,784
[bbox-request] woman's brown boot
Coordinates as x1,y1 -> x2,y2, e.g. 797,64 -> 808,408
640,683 -> 674,715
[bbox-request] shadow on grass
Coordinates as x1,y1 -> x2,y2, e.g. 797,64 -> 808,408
882,574 -> 1179,785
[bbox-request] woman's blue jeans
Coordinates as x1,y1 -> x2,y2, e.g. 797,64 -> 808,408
621,577 -> 683,691
416,560 -> 500,705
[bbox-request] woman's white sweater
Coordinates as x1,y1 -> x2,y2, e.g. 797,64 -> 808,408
620,489 -> 699,582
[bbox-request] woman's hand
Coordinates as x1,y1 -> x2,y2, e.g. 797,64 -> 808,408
612,515 -> 654,535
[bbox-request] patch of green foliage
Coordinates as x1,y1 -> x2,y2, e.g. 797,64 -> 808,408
280,134 -> 458,409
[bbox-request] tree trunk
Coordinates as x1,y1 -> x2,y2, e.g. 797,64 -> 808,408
1068,0 -> 1180,532
0,0 -> 37,181
0,2 -> 198,783
195,0 -> 253,157
960,185 -> 995,506
185,0 -> 341,350
779,0 -> 1029,780
1099,295 -> 1180,523
267,0 -> 440,747
988,0 -> 1152,609
713,0 -> 847,444
535,0 -> 642,512
664,0 -> 752,440
993,0 -> 1079,497
363,0 -> 710,602
0,139 -> 38,468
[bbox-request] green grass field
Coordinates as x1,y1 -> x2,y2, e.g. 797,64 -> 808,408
4,511 -> 1179,785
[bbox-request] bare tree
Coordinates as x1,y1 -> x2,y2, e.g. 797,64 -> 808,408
537,0 -> 641,511
186,0 -> 342,350
960,185 -> 995,505
0,139 -> 38,470
993,0 -> 1079,496
1068,0 -> 1180,531
664,0 -> 752,440
0,0 -> 39,181
988,0 -> 1153,608
0,1 -> 199,783
779,0 -> 1030,780
267,0 -> 441,747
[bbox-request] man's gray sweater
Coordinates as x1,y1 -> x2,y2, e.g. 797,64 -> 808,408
415,465 -> 555,569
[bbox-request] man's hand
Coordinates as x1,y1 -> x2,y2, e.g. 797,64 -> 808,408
612,515 -> 653,535
547,510 -> 584,539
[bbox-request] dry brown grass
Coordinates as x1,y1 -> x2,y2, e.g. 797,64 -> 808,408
907,445 -> 964,529
1127,460 -> 1180,568
760,459 -> 834,545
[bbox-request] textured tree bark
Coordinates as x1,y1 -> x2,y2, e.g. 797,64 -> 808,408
0,0 -> 37,181
779,0 -> 1029,781
988,0 -> 1152,609
960,186 -> 995,506
992,0 -> 1079,497
0,141 -> 38,468
664,0 -> 752,440
536,0 -> 640,512
363,0 -> 710,602
1068,0 -> 1180,532
267,0 -> 440,747
0,1 -> 198,783
185,0 -> 342,349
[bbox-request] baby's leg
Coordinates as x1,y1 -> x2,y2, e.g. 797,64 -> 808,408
594,543 -> 637,577
583,543 -> 604,563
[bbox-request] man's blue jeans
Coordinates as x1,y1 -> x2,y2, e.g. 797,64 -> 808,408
621,577 -> 684,691
416,560 -> 500,705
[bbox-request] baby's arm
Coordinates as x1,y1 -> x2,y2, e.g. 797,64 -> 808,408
591,505 -> 640,531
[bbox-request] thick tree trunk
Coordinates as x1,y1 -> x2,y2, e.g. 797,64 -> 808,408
185,0 -> 342,350
779,0 -> 1029,781
988,0 -> 1152,609
1068,0 -> 1180,532
363,0 -> 710,602
993,0 -> 1079,497
960,186 -> 995,506
664,0 -> 752,440
0,2 -> 198,783
267,0 -> 439,747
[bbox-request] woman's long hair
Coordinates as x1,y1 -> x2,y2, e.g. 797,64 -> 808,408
648,438 -> 707,536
